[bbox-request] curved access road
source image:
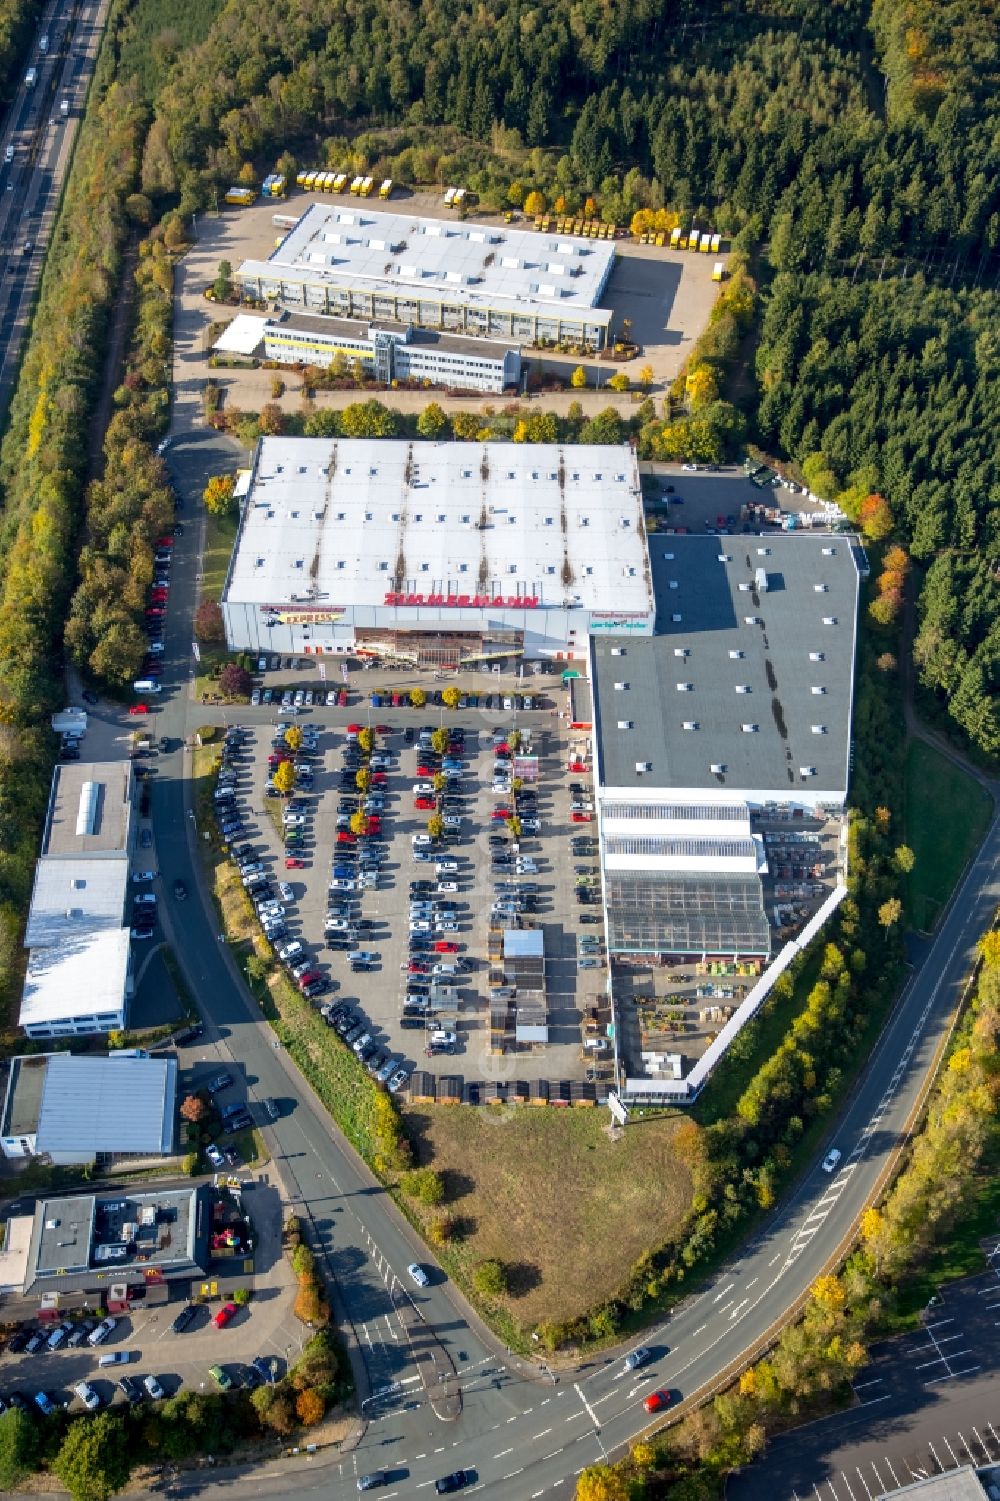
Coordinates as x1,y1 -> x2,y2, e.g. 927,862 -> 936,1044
137,433 -> 1000,1501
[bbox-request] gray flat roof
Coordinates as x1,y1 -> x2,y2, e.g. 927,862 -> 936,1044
239,202 -> 615,325
36,1055 -> 177,1157
593,535 -> 860,795
2,1055 -> 50,1138
276,309 -> 519,360
42,761 -> 133,857
27,1186 -> 207,1293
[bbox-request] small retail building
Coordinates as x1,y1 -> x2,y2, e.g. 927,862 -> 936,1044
221,437 -> 654,665
20,1185 -> 212,1301
1,1053 -> 178,1164
18,761 -> 136,1039
237,202 -> 616,349
215,310 -> 521,395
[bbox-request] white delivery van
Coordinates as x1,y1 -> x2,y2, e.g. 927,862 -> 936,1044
132,679 -> 161,694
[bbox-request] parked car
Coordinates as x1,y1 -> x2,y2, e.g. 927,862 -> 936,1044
87,1317 -> 117,1347
213,1302 -> 239,1329
143,1375 -> 165,1400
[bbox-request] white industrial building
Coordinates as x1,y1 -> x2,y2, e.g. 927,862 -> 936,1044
215,311 -> 521,395
237,203 -> 616,349
1,1053 -> 177,1164
221,438 -> 654,665
19,762 -> 135,1039
591,534 -> 863,962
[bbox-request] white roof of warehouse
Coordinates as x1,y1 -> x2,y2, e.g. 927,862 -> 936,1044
36,1054 -> 177,1157
213,313 -> 267,355
19,928 -> 130,1028
238,203 -> 615,326
223,438 -> 652,616
25,856 -> 127,947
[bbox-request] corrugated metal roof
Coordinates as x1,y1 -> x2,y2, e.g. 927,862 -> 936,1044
35,1055 -> 177,1156
25,856 -> 128,947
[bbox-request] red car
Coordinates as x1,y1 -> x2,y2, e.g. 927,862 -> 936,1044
374,724 -> 391,734
129,704 -> 148,716
336,832 -> 356,845
409,961 -> 430,974
213,1302 -> 238,1329
371,771 -> 388,785
285,857 -> 306,869
571,811 -> 593,823
296,970 -> 322,991
415,797 -> 435,810
644,1390 -> 672,1414
433,941 -> 458,953
417,763 -> 436,776
337,690 -> 348,707
367,815 -> 382,833
150,591 -> 168,603
568,760 -> 587,773
491,808 -> 511,821
346,724 -> 361,735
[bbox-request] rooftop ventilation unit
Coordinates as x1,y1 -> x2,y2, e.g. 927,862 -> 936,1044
811,685 -> 827,695
613,682 -> 628,691
822,616 -> 838,625
799,766 -> 817,777
735,684 -> 751,694
676,682 -> 693,692
681,721 -> 698,731
662,552 -> 674,560
611,647 -> 626,656
822,546 -> 836,556
809,651 -> 825,661
710,763 -> 727,775
811,725 -> 828,734
741,724 -> 759,733
617,720 -> 633,730
673,648 -> 688,658
635,761 -> 652,774
729,649 -> 744,660
755,567 -> 769,592
671,613 -> 682,622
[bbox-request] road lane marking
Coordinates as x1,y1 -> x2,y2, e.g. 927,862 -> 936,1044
574,1382 -> 602,1431
494,1448 -> 514,1459
543,1450 -> 564,1461
533,1428 -> 553,1440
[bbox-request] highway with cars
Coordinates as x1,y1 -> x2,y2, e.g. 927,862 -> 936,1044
131,426 -> 1000,1501
0,0 -> 106,412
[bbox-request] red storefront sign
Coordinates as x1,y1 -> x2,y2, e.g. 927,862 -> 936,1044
383,592 -> 540,608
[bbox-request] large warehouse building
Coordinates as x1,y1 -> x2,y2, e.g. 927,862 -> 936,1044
221,438 -> 654,664
591,533 -> 863,963
237,203 -> 616,349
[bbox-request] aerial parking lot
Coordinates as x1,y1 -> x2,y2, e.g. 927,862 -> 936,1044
210,696 -> 611,1093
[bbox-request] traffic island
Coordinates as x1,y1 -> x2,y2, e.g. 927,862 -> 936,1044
393,1285 -> 462,1421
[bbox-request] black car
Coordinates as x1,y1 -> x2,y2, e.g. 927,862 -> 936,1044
252,1354 -> 279,1386
173,879 -> 188,901
224,1113 -> 253,1135
435,1472 -> 473,1495
171,1304 -> 197,1334
119,1375 -> 144,1403
7,1329 -> 30,1353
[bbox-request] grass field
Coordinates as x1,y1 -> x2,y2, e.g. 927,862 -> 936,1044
404,1106 -> 692,1330
904,740 -> 993,932
202,510 -> 238,600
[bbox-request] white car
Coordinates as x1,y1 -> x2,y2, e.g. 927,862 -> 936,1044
822,1148 -> 842,1173
329,877 -> 356,891
407,1262 -> 430,1287
435,859 -> 458,874
435,920 -> 459,933
430,1029 -> 457,1047
143,1375 -> 165,1400
277,940 -> 304,962
412,782 -> 435,796
74,1381 -> 100,1411
133,892 -> 157,907
410,920 -> 432,933
682,462 -> 698,471
131,870 -> 156,884
326,690 -> 338,706
437,881 -> 458,893
87,1317 -> 117,1347
412,834 -> 433,847
277,881 -> 295,902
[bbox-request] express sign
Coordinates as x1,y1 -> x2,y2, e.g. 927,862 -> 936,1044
383,592 -> 540,609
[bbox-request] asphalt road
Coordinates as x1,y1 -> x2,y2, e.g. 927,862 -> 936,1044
106,428 -> 1000,1500
0,0 -> 107,412
728,1258 -> 1000,1501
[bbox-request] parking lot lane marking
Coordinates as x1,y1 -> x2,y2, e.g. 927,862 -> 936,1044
495,1448 -> 514,1459
415,1482 -> 434,1489
434,1446 -> 445,1454
854,1470 -> 874,1500
415,1452 -> 426,1459
927,1442 -> 945,1471
942,1437 -> 962,1467
869,1460 -> 889,1491
988,1422 -> 1000,1453
840,1472 -> 858,1501
972,1426 -> 993,1461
